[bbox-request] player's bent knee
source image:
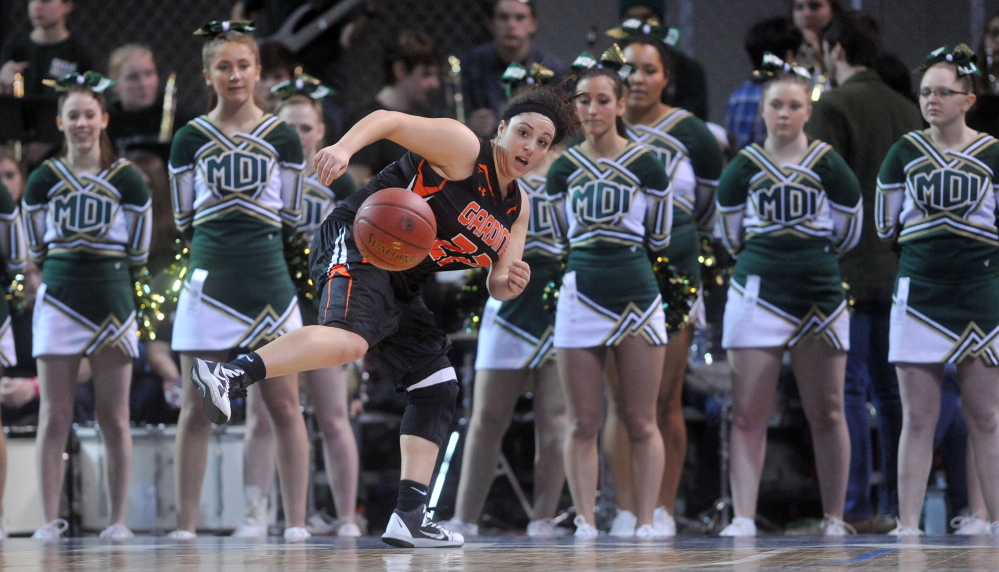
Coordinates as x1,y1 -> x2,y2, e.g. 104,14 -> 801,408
316,327 -> 368,364
400,379 -> 459,447
341,333 -> 369,362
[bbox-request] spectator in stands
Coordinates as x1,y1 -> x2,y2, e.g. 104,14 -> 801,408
106,44 -> 196,161
0,0 -> 93,97
790,0 -> 841,73
725,17 -> 803,151
346,30 -> 442,184
460,0 -> 567,137
255,42 -> 296,113
231,0 -> 382,89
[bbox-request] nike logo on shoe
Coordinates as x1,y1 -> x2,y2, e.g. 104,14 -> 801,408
421,514 -> 449,540
212,363 -> 245,392
213,363 -> 244,381
381,508 -> 463,548
424,529 -> 447,540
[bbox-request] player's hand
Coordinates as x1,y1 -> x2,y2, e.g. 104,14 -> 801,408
506,259 -> 530,297
314,144 -> 352,185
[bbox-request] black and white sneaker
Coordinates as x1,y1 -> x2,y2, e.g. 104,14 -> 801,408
191,359 -> 247,424
381,504 -> 464,548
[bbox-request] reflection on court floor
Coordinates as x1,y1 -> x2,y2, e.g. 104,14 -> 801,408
2,534 -> 998,571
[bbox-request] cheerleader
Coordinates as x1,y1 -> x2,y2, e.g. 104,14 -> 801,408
547,47 -> 673,539
715,54 -> 861,536
277,79 -> 362,536
230,75 -> 363,538
22,72 -> 151,539
876,45 -> 999,537
167,22 -> 310,540
602,20 -> 725,537
0,178 -> 25,539
444,63 -> 569,539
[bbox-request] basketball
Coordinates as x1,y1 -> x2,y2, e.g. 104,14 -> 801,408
353,187 -> 437,271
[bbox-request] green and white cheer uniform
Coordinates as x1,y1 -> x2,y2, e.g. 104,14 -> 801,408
876,132 -> 999,364
0,182 -> 25,366
23,158 -> 151,357
627,109 -> 723,330
546,143 -> 672,348
169,115 -> 305,351
716,141 -> 861,350
475,173 -> 563,369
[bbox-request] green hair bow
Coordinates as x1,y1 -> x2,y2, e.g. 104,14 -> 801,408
42,71 -> 115,94
501,62 -> 555,98
753,52 -> 812,83
571,44 -> 634,84
270,74 -> 335,100
916,44 -> 980,77
606,18 -> 681,47
193,20 -> 257,37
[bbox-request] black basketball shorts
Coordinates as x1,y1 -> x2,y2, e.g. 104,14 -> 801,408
310,213 -> 454,391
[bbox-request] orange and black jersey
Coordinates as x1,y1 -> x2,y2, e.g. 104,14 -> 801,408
336,136 -> 523,283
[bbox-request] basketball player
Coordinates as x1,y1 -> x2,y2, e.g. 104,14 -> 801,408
188,84 -> 579,547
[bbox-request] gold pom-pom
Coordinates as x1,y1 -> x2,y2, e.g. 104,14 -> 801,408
5,273 -> 26,314
135,239 -> 189,340
698,235 -> 731,288
285,234 -> 315,302
455,268 -> 489,333
133,267 -> 163,341
652,256 -> 698,334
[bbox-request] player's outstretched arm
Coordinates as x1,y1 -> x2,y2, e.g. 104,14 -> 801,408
315,110 -> 480,184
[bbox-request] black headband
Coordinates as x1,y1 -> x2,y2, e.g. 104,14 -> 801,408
501,102 -> 563,144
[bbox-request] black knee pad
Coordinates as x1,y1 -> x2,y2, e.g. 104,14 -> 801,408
400,380 -> 459,447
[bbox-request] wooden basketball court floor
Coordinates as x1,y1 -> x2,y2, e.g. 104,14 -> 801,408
3,533 -> 999,571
